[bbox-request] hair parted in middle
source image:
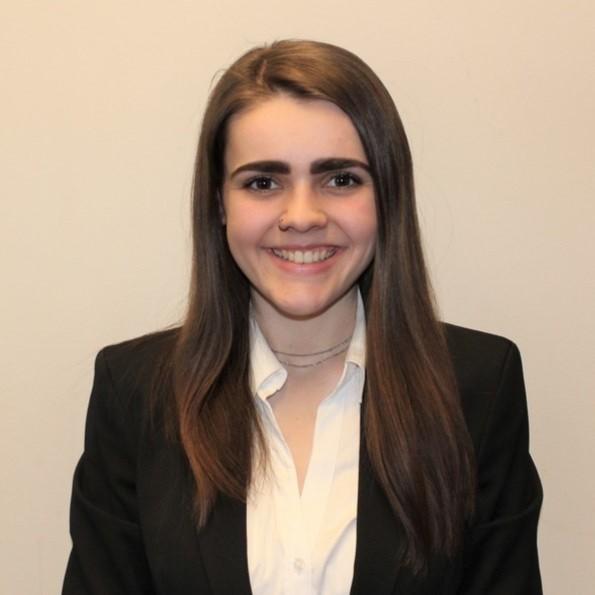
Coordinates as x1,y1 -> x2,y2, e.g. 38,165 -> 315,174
168,39 -> 475,574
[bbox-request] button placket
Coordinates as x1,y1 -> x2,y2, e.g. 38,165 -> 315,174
293,557 -> 305,573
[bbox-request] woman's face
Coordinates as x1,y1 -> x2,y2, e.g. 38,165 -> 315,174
221,94 -> 377,320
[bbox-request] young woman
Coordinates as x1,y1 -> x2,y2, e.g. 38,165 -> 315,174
63,40 -> 543,594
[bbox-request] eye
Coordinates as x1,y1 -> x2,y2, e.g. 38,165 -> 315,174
327,172 -> 362,188
243,176 -> 280,192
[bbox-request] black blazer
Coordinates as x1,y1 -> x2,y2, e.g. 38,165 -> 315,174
63,323 -> 543,594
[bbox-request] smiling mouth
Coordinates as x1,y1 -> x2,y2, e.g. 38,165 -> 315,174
270,247 -> 337,264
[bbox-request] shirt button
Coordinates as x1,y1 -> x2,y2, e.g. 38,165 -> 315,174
293,558 -> 305,574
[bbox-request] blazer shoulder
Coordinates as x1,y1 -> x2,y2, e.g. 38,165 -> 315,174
442,322 -> 520,394
100,326 -> 179,376
95,327 -> 180,410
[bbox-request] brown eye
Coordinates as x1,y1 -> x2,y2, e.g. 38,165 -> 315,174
244,176 -> 280,192
328,172 -> 361,188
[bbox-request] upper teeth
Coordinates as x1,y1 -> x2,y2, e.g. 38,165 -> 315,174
272,248 -> 335,263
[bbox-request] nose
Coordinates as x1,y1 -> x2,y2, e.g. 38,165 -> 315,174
278,183 -> 328,232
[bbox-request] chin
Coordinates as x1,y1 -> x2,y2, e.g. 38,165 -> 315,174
265,289 -> 345,320
271,301 -> 326,320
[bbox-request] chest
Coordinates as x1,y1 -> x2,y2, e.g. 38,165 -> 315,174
136,403 -> 464,595
268,366 -> 343,488
247,382 -> 362,595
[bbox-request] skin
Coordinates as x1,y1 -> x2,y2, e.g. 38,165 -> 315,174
221,94 -> 378,491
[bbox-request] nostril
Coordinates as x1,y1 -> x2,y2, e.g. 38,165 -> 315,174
277,204 -> 328,232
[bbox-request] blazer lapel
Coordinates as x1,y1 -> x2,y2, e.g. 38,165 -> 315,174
140,436 -> 252,594
350,406 -> 407,595
197,493 -> 252,595
144,402 -> 410,595
196,408 -> 409,595
195,415 -> 409,595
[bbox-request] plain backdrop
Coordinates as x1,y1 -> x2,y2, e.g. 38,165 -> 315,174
1,1 -> 594,593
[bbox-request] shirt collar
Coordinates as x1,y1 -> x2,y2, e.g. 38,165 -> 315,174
249,289 -> 367,403
249,315 -> 288,401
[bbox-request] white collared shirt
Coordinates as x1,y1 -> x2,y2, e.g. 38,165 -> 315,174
246,292 -> 366,595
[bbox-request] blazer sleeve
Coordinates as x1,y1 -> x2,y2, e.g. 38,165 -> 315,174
458,341 -> 543,594
62,348 -> 156,594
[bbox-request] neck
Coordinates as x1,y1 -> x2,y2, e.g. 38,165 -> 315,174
252,289 -> 358,357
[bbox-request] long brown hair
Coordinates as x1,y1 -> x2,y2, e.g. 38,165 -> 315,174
166,39 -> 475,573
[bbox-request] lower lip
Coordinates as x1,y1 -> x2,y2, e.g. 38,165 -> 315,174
266,249 -> 342,274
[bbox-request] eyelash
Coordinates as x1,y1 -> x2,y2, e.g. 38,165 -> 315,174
242,172 -> 363,192
243,176 -> 279,192
328,172 -> 362,188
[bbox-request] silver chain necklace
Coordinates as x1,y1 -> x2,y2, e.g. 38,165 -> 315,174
272,336 -> 352,368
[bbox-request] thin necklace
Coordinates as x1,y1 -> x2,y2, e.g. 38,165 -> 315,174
272,335 -> 352,368
277,345 -> 350,368
272,335 -> 352,357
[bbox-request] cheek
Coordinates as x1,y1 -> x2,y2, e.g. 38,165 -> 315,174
223,198 -> 249,245
225,223 -> 251,265
351,216 -> 378,269
346,203 -> 378,247
225,224 -> 253,279
224,204 -> 274,263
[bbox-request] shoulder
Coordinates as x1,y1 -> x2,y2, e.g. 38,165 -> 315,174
98,327 -> 180,390
100,326 -> 180,367
89,327 -> 180,435
442,323 -> 528,455
443,322 -> 521,395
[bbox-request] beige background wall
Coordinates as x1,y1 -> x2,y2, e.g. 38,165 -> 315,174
1,1 -> 593,593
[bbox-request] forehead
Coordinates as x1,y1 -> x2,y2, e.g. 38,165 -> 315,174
223,94 -> 367,168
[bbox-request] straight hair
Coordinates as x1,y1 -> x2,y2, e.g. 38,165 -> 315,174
160,39 -> 475,574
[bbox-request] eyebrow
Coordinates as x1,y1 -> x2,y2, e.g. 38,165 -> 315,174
229,158 -> 371,178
